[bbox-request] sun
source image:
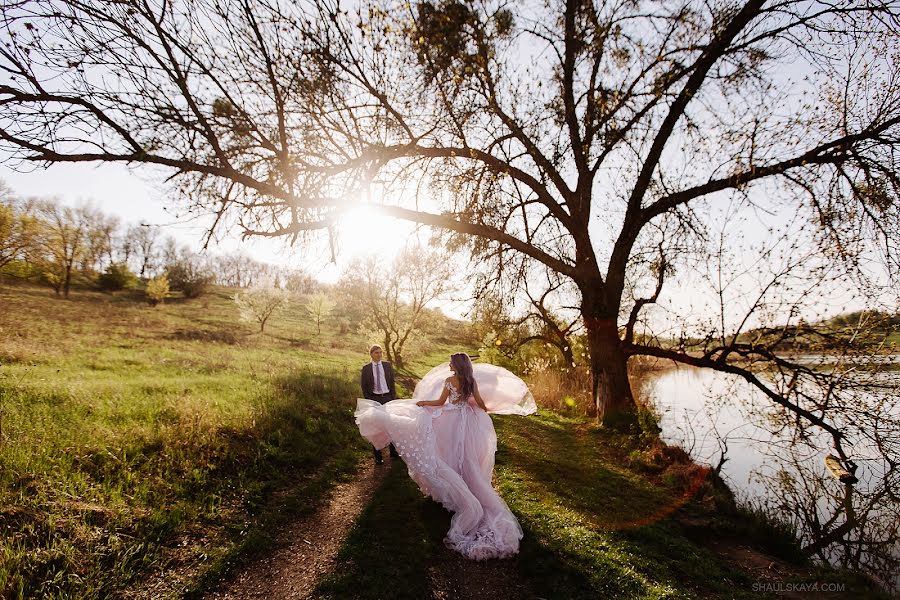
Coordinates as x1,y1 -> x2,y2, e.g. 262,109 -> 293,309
336,205 -> 417,260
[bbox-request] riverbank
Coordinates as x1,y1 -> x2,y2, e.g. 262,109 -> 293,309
306,410 -> 887,599
650,362 -> 899,596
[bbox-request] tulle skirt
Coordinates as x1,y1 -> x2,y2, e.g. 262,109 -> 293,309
354,398 -> 523,560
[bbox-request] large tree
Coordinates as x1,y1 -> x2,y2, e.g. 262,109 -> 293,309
0,1 -> 898,442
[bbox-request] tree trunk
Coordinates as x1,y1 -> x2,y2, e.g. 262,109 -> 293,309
583,301 -> 639,431
383,336 -> 393,362
63,264 -> 72,298
561,342 -> 575,369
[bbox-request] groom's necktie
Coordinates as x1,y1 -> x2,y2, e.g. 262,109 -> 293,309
375,362 -> 385,393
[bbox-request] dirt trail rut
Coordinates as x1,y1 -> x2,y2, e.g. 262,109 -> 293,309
204,461 -> 386,599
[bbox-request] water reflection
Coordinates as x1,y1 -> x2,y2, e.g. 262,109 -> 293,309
650,364 -> 899,592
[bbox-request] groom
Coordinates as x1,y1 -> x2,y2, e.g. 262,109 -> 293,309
360,344 -> 399,464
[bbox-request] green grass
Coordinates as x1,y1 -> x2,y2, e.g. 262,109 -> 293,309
497,412 -> 887,599
495,411 -> 750,599
311,410 -> 889,600
0,282 -> 461,599
1,282 -> 889,599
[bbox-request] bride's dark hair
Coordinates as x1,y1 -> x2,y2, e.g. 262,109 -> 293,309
450,353 -> 476,400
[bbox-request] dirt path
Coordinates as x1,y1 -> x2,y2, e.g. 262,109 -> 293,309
204,460 -> 387,600
428,545 -> 531,600
203,456 -> 532,600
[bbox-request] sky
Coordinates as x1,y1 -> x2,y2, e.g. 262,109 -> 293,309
0,161 -> 479,319
0,161 -> 416,283
5,157 -> 885,335
1,3 -> 895,332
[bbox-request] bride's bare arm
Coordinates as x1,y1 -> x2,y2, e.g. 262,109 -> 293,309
416,383 -> 450,407
473,383 -> 488,411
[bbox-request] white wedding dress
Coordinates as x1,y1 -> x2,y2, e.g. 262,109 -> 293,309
354,363 -> 537,560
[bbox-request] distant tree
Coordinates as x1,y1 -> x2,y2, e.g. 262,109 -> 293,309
79,209 -> 116,275
119,233 -> 134,266
283,269 -> 318,295
160,236 -> 183,268
127,225 -> 158,279
306,292 -> 334,336
97,262 -> 137,291
100,215 -> 119,265
234,286 -> 289,333
0,185 -> 37,274
212,252 -> 273,288
339,246 -> 453,368
145,275 -> 169,307
33,201 -> 92,298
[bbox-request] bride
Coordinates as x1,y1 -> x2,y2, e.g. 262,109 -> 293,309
353,352 -> 537,560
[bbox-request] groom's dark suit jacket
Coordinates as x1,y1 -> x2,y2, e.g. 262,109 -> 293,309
361,361 -> 397,403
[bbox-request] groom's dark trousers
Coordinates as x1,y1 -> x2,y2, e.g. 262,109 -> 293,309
361,361 -> 399,460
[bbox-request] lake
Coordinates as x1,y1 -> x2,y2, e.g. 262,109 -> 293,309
649,362 -> 899,592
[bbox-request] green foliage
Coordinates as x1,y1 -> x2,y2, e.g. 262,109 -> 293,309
145,275 -> 169,306
0,191 -> 38,273
165,259 -> 213,298
729,502 -> 803,561
635,401 -> 662,441
470,291 -> 585,371
210,97 -> 252,137
477,330 -> 522,371
411,1 -> 514,83
0,259 -> 40,281
40,268 -> 63,292
826,309 -> 900,330
737,308 -> 900,353
96,262 -> 137,291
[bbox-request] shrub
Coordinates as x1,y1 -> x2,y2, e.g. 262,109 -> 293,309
524,361 -> 594,416
145,275 -> 169,306
166,259 -> 213,298
0,259 -> 40,281
96,262 -> 138,291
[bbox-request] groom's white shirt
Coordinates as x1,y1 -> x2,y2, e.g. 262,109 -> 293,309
371,360 -> 389,394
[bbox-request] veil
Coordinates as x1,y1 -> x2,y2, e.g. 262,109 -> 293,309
413,362 -> 538,416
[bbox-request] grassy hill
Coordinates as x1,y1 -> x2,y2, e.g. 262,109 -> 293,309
0,282 -> 459,598
0,282 -> 888,599
732,310 -> 900,355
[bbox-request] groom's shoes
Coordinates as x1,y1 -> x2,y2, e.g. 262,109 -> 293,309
374,454 -> 384,465
389,444 -> 400,459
